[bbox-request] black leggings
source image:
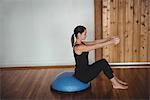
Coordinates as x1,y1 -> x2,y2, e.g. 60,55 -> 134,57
74,59 -> 114,83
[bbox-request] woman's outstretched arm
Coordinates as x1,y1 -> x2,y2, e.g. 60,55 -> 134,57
84,36 -> 119,45
74,37 -> 120,53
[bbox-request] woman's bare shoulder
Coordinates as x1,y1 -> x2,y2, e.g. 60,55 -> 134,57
74,44 -> 85,55
74,43 -> 85,50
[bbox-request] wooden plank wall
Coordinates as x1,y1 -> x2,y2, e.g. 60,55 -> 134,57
94,0 -> 103,61
95,0 -> 150,63
149,0 -> 150,61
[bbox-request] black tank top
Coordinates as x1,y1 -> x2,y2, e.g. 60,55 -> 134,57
73,42 -> 89,70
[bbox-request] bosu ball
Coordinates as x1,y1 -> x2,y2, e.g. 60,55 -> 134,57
51,71 -> 91,93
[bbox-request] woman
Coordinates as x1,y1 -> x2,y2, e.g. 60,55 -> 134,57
71,25 -> 128,89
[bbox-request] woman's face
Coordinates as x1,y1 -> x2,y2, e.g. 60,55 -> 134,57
78,30 -> 87,40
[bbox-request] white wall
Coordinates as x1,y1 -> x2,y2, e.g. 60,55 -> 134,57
0,1 -> 4,66
0,0 -> 95,67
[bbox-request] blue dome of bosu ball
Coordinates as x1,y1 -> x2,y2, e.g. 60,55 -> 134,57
51,71 -> 91,93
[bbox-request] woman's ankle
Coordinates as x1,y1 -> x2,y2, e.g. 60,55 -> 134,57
110,77 -> 118,85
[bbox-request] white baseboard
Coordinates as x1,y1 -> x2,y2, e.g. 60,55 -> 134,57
110,62 -> 150,65
110,62 -> 150,68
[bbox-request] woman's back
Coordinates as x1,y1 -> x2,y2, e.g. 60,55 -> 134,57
73,43 -> 89,70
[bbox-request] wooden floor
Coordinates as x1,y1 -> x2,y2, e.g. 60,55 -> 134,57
0,66 -> 150,100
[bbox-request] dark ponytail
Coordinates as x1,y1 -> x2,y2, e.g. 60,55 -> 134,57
71,34 -> 75,47
71,25 -> 86,47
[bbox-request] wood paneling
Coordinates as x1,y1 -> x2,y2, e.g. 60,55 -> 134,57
140,0 -> 149,61
95,0 -> 150,63
118,0 -> 126,62
94,0 -> 103,61
133,0 -> 141,62
102,0 -> 111,61
125,0 -> 134,62
110,0 -> 119,62
149,0 -> 150,61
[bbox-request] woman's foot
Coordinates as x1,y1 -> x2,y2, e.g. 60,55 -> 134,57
112,82 -> 128,89
110,77 -> 128,90
113,74 -> 128,85
116,77 -> 128,85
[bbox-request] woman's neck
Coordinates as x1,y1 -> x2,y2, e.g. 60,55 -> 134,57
76,39 -> 82,44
